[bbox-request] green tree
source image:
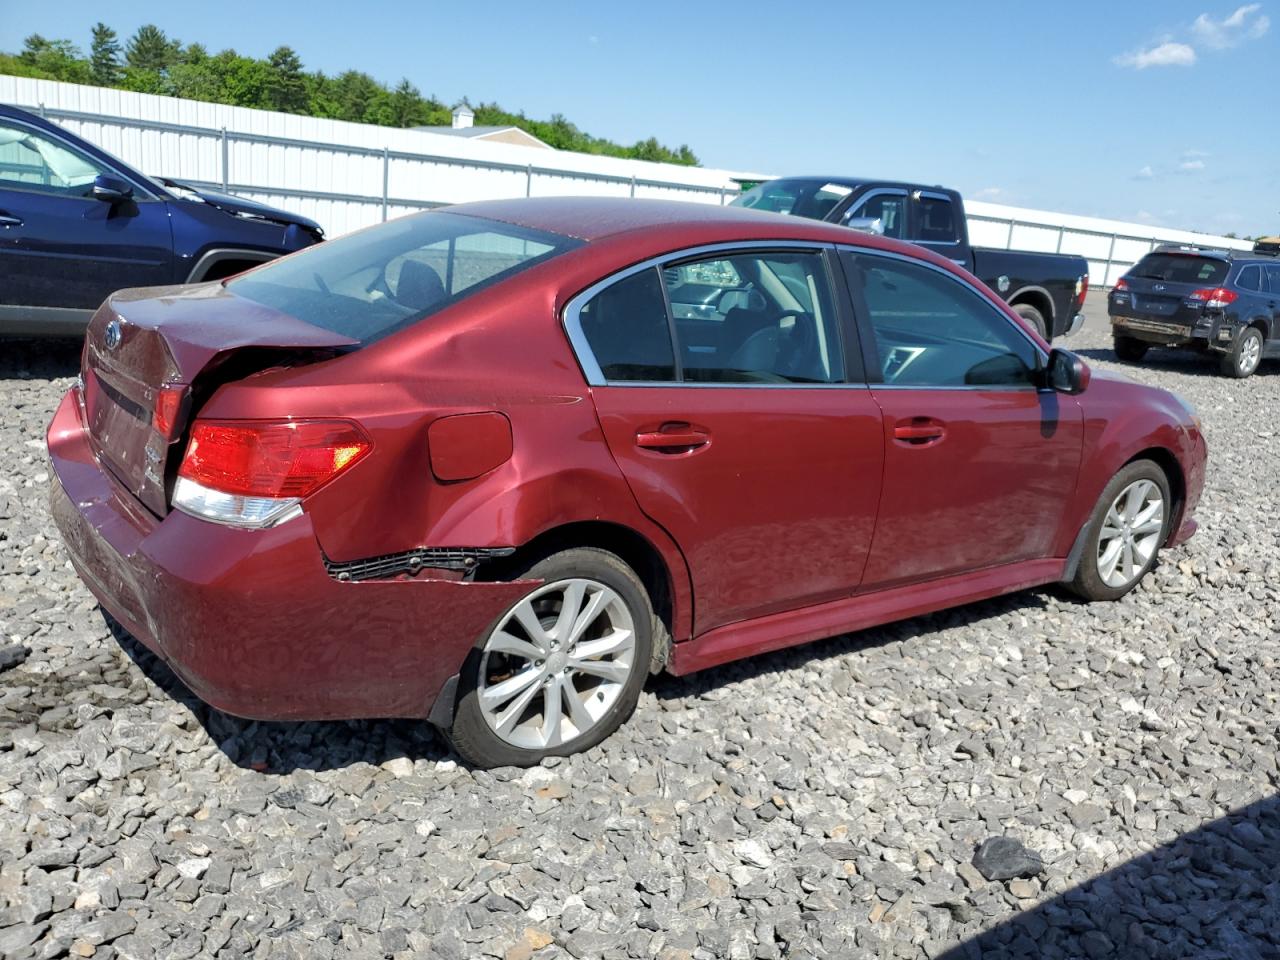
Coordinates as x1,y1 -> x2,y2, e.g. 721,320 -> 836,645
18,33 -> 91,83
89,23 -> 122,85
126,24 -> 179,72
265,46 -> 307,113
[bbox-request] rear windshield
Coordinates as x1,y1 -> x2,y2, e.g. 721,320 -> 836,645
1129,253 -> 1228,286
228,211 -> 581,343
731,178 -> 854,221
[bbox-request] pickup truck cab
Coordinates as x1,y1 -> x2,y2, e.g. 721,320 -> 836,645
0,103 -> 324,336
732,177 -> 1089,340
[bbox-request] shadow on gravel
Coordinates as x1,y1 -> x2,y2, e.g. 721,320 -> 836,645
104,615 -> 454,774
650,588 -> 1054,702
940,794 -> 1280,959
1073,346 -> 1280,380
0,337 -> 83,380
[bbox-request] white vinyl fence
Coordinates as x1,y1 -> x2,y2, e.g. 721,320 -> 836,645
1,76 -> 1254,286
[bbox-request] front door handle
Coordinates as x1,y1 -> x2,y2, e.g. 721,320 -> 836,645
892,418 -> 946,445
0,213 -> 22,227
635,422 -> 711,453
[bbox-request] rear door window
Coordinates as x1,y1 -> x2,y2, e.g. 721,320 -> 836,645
228,211 -> 581,344
1130,254 -> 1228,286
914,194 -> 960,244
1236,265 -> 1263,291
1265,266 -> 1280,292
577,268 -> 677,382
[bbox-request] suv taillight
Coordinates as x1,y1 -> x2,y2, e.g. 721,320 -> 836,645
1189,287 -> 1238,310
1113,278 -> 1129,292
173,418 -> 371,528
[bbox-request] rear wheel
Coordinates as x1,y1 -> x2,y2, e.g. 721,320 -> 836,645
1113,336 -> 1149,364
1220,326 -> 1263,378
1012,303 -> 1048,339
1068,460 -> 1170,601
447,548 -> 653,768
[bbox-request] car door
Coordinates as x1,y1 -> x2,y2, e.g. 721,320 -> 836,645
567,244 -> 885,635
0,116 -> 174,322
841,248 -> 1084,589
1264,265 -> 1280,344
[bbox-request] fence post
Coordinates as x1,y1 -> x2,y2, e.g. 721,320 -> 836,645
220,128 -> 229,191
719,186 -> 727,206
1055,226 -> 1065,253
525,164 -> 532,198
1005,219 -> 1015,249
381,147 -> 390,222
630,176 -> 636,198
39,102 -> 47,119
1105,234 -> 1117,286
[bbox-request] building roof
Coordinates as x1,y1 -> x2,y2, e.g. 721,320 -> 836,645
414,125 -> 551,149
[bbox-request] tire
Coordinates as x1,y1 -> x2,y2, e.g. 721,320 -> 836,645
1113,336 -> 1149,363
1012,303 -> 1048,339
447,547 -> 653,768
1067,460 -> 1171,602
1220,325 -> 1264,378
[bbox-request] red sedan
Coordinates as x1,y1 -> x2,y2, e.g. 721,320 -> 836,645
48,198 -> 1206,768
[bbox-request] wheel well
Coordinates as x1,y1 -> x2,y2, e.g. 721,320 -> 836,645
1009,290 -> 1054,323
197,258 -> 265,282
495,521 -> 676,663
1126,447 -> 1185,540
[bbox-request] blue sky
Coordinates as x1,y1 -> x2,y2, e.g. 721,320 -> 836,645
2,1 -> 1276,235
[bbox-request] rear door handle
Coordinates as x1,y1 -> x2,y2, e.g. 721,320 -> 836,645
635,422 -> 711,453
892,418 -> 946,445
0,213 -> 22,227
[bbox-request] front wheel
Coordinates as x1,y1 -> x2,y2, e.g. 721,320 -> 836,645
447,548 -> 653,768
1067,460 -> 1170,601
1220,326 -> 1263,378
1113,335 -> 1149,363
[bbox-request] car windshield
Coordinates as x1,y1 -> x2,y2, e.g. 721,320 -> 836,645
228,211 -> 581,344
731,179 -> 855,220
1130,253 -> 1228,286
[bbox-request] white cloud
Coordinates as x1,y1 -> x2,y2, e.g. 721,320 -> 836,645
973,187 -> 1005,200
1191,3 -> 1270,48
1114,41 -> 1197,69
1135,165 -> 1155,179
1178,159 -> 1206,172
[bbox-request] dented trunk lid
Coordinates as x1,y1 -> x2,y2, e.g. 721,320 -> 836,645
81,282 -> 357,516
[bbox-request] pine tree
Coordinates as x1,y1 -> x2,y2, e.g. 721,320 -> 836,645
125,24 -> 179,72
265,46 -> 307,113
90,23 -> 122,86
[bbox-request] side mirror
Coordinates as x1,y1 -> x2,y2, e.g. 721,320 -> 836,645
1045,348 -> 1090,395
843,215 -> 884,236
91,174 -> 134,203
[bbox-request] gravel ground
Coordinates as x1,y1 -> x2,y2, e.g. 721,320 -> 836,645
2,297 -> 1278,960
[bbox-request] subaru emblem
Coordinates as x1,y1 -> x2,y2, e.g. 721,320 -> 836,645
104,319 -> 122,350
1153,284 -> 1165,292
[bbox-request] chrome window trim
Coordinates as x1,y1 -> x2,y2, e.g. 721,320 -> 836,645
838,243 -> 1049,385
562,239 -> 852,389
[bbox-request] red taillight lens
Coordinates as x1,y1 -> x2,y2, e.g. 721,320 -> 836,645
1079,274 -> 1089,302
153,384 -> 185,436
178,419 -> 371,498
1189,287 -> 1238,309
1113,278 -> 1129,292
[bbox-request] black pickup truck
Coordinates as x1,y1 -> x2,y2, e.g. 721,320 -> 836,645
732,177 -> 1089,340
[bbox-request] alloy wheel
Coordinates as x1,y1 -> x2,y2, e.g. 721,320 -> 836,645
1239,332 -> 1262,375
1096,479 -> 1165,589
477,578 -> 637,750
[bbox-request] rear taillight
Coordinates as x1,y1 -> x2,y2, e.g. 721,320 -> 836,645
1077,274 -> 1089,302
173,418 -> 371,528
1113,278 -> 1129,292
153,384 -> 186,436
1189,287 -> 1238,310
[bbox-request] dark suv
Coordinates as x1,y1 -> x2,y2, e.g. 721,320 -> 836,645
0,103 -> 324,336
1109,244 -> 1279,378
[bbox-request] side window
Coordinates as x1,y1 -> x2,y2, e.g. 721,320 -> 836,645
0,121 -> 108,196
854,254 -> 1039,387
578,268 -> 676,382
1266,266 -> 1280,293
1237,265 -> 1262,292
665,251 -> 844,384
849,193 -> 907,239
916,195 -> 959,244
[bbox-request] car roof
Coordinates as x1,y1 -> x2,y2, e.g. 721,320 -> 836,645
447,196 -> 870,244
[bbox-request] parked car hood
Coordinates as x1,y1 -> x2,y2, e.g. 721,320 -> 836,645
157,178 -> 323,235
